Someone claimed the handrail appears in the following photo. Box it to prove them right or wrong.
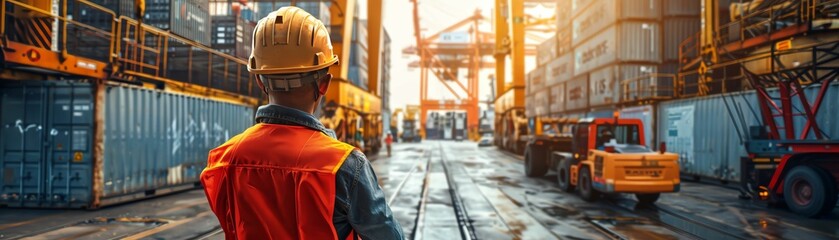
[620,73,677,102]
[3,0,116,63]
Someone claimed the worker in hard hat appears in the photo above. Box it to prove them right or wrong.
[201,7,403,239]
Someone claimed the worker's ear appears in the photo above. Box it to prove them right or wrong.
[256,76,267,94]
[317,73,332,96]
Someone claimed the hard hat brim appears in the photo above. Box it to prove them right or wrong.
[249,56,339,75]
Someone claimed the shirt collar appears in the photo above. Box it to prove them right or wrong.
[255,104,334,137]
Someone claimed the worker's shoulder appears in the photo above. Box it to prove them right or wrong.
[210,130,249,153]
[312,131,357,151]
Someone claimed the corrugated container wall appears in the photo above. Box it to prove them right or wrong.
[144,0,212,46]
[537,35,558,66]
[549,83,566,114]
[656,83,839,182]
[588,66,617,107]
[556,0,572,28]
[564,75,589,111]
[527,67,546,94]
[663,17,701,62]
[546,53,574,86]
[574,22,662,76]
[0,81,253,208]
[571,0,661,46]
[662,0,702,17]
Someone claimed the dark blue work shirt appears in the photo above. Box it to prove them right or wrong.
[254,104,404,239]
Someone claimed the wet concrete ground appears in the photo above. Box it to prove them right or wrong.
[1,140,837,239]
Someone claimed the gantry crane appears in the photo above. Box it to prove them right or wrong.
[492,0,555,153]
[317,0,385,154]
[679,0,839,217]
[408,3,492,141]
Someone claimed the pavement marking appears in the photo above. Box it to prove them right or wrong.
[122,211,214,240]
[0,213,65,231]
[476,185,554,238]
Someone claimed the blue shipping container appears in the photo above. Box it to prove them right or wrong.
[0,80,253,208]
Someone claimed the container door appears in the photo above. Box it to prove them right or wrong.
[0,82,93,207]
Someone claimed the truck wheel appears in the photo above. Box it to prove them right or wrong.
[783,165,833,217]
[635,193,660,205]
[556,159,574,192]
[813,166,838,216]
[578,167,598,202]
[524,146,547,177]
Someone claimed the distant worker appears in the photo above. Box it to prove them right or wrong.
[201,7,403,239]
[385,133,393,157]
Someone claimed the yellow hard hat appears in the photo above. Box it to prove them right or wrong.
[248,7,338,75]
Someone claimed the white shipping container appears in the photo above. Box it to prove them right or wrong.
[550,83,566,114]
[525,94,534,117]
[556,0,572,29]
[537,35,558,66]
[546,53,574,85]
[574,22,661,76]
[572,0,661,45]
[534,89,550,116]
[565,75,588,111]
[527,66,546,94]
[588,66,618,107]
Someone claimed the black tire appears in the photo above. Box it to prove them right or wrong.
[556,159,574,192]
[783,165,833,217]
[636,193,660,205]
[813,166,838,216]
[524,146,547,177]
[578,166,598,202]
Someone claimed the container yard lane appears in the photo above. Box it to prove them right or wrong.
[1,141,838,239]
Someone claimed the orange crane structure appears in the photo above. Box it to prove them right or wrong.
[407,3,490,140]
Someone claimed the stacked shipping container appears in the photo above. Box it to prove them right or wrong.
[0,80,253,208]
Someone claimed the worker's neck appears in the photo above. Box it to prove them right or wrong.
[268,97,316,115]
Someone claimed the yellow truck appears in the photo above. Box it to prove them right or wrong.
[525,118,680,204]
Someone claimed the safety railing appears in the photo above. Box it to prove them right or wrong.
[113,15,260,98]
[1,0,116,63]
[1,0,261,100]
[621,73,677,102]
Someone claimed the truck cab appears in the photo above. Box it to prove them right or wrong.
[525,118,680,204]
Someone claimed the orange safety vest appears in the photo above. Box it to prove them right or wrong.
[201,123,357,240]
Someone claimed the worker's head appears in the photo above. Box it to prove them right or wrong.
[249,7,338,114]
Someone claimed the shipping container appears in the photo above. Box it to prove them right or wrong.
[546,53,574,86]
[663,17,701,62]
[588,66,618,107]
[556,0,572,28]
[656,83,839,182]
[211,15,256,60]
[525,91,536,118]
[142,0,212,46]
[564,75,589,111]
[574,22,662,76]
[662,0,701,17]
[86,0,137,18]
[533,90,549,117]
[571,0,661,46]
[527,66,546,94]
[537,35,558,67]
[549,83,566,114]
[0,80,254,208]
[556,25,573,56]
